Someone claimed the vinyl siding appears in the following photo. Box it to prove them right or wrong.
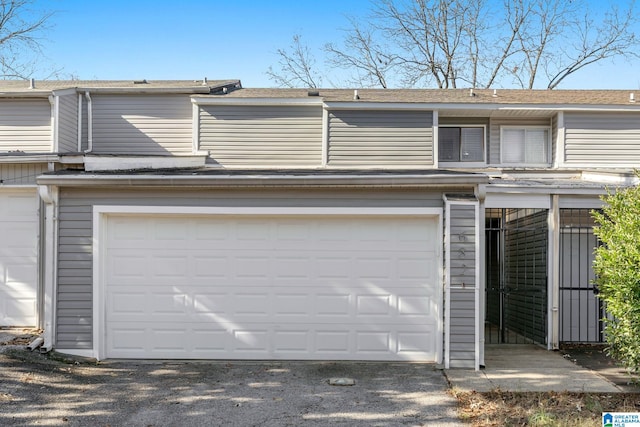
[57,93,78,152]
[0,163,49,185]
[199,105,323,167]
[328,110,433,167]
[447,202,477,368]
[564,112,640,165]
[91,95,193,155]
[489,117,551,165]
[0,100,51,153]
[449,288,476,368]
[55,187,447,350]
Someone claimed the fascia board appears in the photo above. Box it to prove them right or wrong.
[77,87,212,94]
[323,102,436,110]
[192,97,324,106]
[36,173,489,188]
[0,155,60,163]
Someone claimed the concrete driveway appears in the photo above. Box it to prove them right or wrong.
[0,346,462,427]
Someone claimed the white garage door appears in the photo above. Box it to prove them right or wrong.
[0,190,38,326]
[102,211,441,360]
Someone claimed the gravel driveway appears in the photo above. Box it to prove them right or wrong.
[0,347,462,426]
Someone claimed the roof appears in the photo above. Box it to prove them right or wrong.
[0,79,638,106]
[0,79,241,96]
[212,88,640,107]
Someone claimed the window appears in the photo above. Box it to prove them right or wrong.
[501,127,550,165]
[438,126,485,163]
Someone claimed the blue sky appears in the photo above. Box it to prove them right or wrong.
[30,0,640,89]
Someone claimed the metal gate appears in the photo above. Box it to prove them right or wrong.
[559,208,604,343]
[486,208,548,344]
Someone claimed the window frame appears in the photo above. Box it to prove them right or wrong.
[437,124,487,167]
[500,125,552,167]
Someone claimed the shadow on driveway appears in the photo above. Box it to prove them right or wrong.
[0,348,462,426]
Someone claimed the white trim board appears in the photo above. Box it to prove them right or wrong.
[92,205,444,361]
[484,193,551,209]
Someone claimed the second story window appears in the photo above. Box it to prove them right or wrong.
[501,127,550,165]
[438,126,485,163]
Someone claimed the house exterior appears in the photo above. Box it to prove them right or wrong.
[1,80,638,369]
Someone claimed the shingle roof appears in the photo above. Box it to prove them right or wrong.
[0,79,241,95]
[217,87,640,106]
[0,80,637,106]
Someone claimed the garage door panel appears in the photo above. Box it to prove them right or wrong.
[103,214,440,360]
[108,285,437,322]
[107,321,438,360]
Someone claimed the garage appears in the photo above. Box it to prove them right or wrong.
[0,189,38,326]
[95,207,442,361]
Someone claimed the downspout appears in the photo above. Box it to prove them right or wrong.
[49,95,58,153]
[38,184,59,353]
[476,184,486,367]
[84,91,93,153]
[77,93,83,152]
[549,195,560,349]
[432,110,439,169]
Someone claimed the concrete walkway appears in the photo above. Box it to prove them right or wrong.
[446,344,624,393]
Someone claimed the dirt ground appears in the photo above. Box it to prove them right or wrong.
[454,344,640,426]
[453,390,640,426]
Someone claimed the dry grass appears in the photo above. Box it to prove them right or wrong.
[452,389,640,426]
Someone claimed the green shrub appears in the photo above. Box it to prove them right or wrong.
[592,172,640,372]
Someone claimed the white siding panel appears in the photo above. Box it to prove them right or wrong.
[564,112,640,165]
[199,105,323,167]
[0,100,51,153]
[57,93,78,152]
[328,110,433,167]
[91,95,193,155]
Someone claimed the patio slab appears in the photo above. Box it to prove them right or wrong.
[446,344,627,393]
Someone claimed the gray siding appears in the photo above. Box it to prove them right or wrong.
[55,187,446,350]
[199,105,322,167]
[489,116,551,165]
[0,100,51,153]
[0,163,48,185]
[328,110,433,167]
[91,95,193,155]
[564,112,640,165]
[447,202,477,368]
[449,288,476,368]
[57,93,78,153]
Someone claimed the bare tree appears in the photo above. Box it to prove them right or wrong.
[268,0,639,89]
[266,34,322,88]
[324,17,396,88]
[0,0,53,79]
